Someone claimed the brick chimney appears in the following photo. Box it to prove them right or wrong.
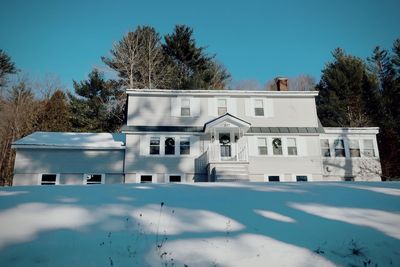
[275,77,289,91]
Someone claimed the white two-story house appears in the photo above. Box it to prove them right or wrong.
[12,80,382,185]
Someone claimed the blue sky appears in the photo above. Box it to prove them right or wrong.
[1,0,399,90]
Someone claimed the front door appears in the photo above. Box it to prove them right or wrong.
[219,133,231,159]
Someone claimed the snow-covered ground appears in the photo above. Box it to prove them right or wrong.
[0,182,399,267]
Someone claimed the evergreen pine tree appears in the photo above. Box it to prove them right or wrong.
[69,69,121,132]
[39,90,72,132]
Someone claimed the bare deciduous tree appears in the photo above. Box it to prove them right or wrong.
[102,26,170,89]
[0,78,40,185]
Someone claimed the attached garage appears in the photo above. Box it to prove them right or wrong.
[12,132,125,185]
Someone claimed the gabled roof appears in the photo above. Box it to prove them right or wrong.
[12,132,125,149]
[203,113,251,133]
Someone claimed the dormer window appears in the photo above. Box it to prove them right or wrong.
[181,98,191,116]
[217,99,227,116]
[254,99,264,116]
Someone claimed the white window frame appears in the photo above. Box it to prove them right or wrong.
[333,139,346,157]
[38,173,60,185]
[254,99,265,117]
[361,139,375,158]
[164,136,176,156]
[348,139,361,158]
[287,138,298,156]
[146,135,194,157]
[257,137,268,156]
[149,136,161,155]
[217,98,228,116]
[83,173,105,185]
[179,136,191,155]
[271,137,283,156]
[136,173,157,183]
[264,174,282,182]
[180,98,191,117]
[320,138,331,158]
[164,173,186,183]
[292,174,312,182]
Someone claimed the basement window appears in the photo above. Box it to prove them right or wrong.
[169,175,182,183]
[268,175,280,182]
[296,175,308,182]
[140,175,153,183]
[41,174,58,185]
[85,174,104,185]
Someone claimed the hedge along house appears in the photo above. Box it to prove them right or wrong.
[12,79,382,185]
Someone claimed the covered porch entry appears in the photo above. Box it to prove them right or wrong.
[203,113,251,181]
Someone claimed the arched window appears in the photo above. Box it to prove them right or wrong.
[165,137,175,155]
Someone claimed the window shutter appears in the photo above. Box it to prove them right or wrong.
[171,97,181,117]
[208,98,217,116]
[192,97,200,117]
[227,98,237,116]
[140,135,149,155]
[245,98,252,117]
[298,137,308,156]
[266,98,274,117]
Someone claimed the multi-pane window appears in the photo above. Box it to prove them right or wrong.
[268,176,280,182]
[217,99,227,116]
[180,137,190,155]
[165,137,175,155]
[257,137,268,155]
[169,175,181,182]
[141,175,152,183]
[150,137,160,155]
[254,99,264,116]
[181,98,191,116]
[363,140,375,157]
[272,138,283,155]
[296,175,308,182]
[334,139,345,157]
[320,139,331,157]
[41,174,57,185]
[287,138,297,155]
[349,140,361,157]
[86,174,103,185]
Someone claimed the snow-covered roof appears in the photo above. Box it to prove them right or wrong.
[12,132,125,149]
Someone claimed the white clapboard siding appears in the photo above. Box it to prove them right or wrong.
[245,98,252,117]
[247,136,258,156]
[208,98,217,116]
[192,97,200,117]
[266,98,274,117]
[298,137,308,156]
[140,135,149,155]
[171,97,181,117]
[228,98,237,116]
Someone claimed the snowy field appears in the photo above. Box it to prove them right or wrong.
[0,182,399,267]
